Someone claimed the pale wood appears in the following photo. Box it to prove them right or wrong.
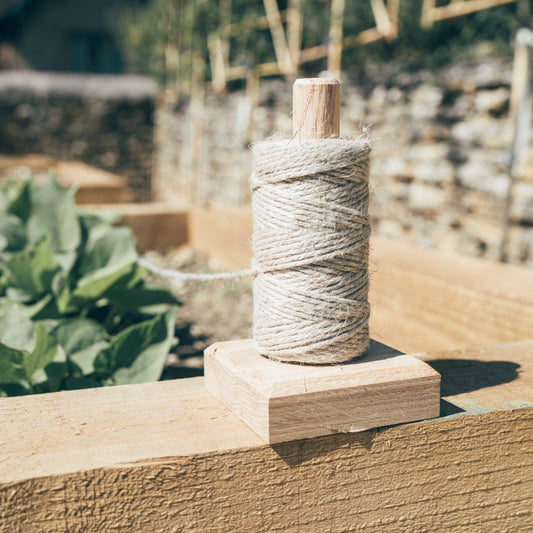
[207,0,232,93]
[510,38,529,123]
[218,0,232,88]
[226,64,248,82]
[178,0,195,96]
[88,202,188,252]
[343,26,384,48]
[188,50,206,200]
[0,153,56,171]
[226,9,288,37]
[501,34,532,260]
[293,78,340,139]
[0,156,127,204]
[262,0,294,76]
[224,29,384,84]
[255,61,282,77]
[55,161,127,204]
[423,0,516,27]
[222,4,391,85]
[299,43,329,63]
[386,0,400,39]
[370,0,393,37]
[183,204,533,304]
[226,62,282,82]
[207,33,227,93]
[327,0,346,78]
[197,0,404,87]
[300,27,383,64]
[0,341,532,531]
[421,0,436,28]
[369,236,533,353]
[287,0,302,71]
[205,339,440,443]
[187,204,253,270]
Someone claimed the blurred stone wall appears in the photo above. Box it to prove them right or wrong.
[0,71,156,200]
[156,57,533,267]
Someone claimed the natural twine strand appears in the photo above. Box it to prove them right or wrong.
[251,136,371,364]
[137,257,254,281]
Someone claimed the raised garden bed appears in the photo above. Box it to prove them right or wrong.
[0,154,127,204]
[0,202,532,531]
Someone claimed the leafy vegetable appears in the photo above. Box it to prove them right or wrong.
[0,173,180,396]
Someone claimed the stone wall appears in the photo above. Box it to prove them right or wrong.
[155,57,533,268]
[0,71,156,200]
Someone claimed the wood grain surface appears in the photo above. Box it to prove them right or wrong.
[89,203,189,252]
[0,155,127,204]
[205,339,440,443]
[369,236,533,353]
[0,341,531,532]
[292,78,340,139]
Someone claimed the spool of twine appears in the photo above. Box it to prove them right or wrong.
[251,79,371,365]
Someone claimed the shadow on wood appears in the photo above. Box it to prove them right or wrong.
[427,359,520,396]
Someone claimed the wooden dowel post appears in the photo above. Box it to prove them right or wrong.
[292,78,340,139]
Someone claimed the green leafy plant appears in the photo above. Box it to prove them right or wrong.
[0,173,180,396]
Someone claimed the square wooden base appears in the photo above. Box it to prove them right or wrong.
[204,339,441,444]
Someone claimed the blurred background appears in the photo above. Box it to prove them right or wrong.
[1,0,533,267]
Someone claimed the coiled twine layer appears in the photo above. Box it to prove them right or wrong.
[251,137,371,364]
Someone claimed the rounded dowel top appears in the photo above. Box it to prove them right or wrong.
[293,78,340,140]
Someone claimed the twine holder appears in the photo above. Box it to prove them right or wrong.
[251,79,371,365]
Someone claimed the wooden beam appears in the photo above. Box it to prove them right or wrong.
[0,156,128,204]
[207,33,227,93]
[218,0,232,87]
[178,0,195,96]
[187,205,253,270]
[55,161,128,205]
[255,61,282,77]
[343,27,384,48]
[262,0,294,76]
[386,0,400,38]
[226,8,288,37]
[425,0,516,26]
[225,64,248,81]
[501,29,533,261]
[327,0,346,77]
[225,61,282,82]
[421,0,437,28]
[301,27,384,64]
[1,341,531,531]
[510,32,530,121]
[88,203,188,252]
[370,0,393,37]
[287,0,302,72]
[188,50,206,201]
[369,236,533,353]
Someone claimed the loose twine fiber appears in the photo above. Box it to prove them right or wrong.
[140,135,371,365]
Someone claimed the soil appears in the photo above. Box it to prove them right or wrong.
[145,247,253,380]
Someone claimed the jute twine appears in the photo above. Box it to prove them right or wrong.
[138,135,371,365]
[251,136,371,364]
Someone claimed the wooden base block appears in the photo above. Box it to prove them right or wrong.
[204,339,441,444]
